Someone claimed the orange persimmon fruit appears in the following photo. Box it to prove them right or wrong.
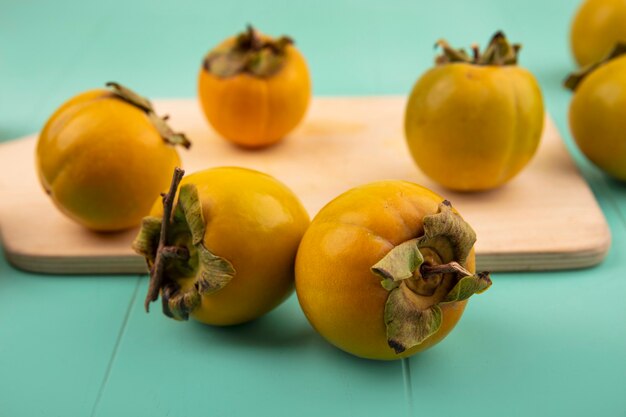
[198,25,311,148]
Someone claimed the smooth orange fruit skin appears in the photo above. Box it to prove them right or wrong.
[37,89,181,231]
[295,181,475,360]
[150,167,310,325]
[198,38,311,148]
[571,0,626,67]
[404,63,544,192]
[569,55,626,181]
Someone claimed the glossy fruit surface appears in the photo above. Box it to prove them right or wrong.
[37,83,187,231]
[198,26,311,148]
[135,167,310,326]
[571,0,626,67]
[404,32,544,192]
[295,181,490,360]
[568,54,626,180]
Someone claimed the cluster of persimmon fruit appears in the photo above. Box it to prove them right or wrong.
[34,0,626,361]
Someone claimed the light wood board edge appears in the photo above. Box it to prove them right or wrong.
[3,234,611,275]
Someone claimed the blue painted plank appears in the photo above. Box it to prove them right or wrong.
[93,292,409,417]
[0,255,141,417]
[407,199,626,417]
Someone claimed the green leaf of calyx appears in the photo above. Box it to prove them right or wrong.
[195,243,236,295]
[174,183,236,297]
[417,201,476,266]
[106,81,191,149]
[106,81,154,113]
[385,285,443,354]
[443,271,492,303]
[147,112,191,149]
[162,283,201,321]
[371,238,423,291]
[247,49,285,78]
[435,31,521,66]
[204,50,249,78]
[177,184,206,246]
[131,216,162,266]
[203,25,293,79]
[477,31,520,66]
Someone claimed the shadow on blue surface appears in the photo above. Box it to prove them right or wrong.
[188,294,405,370]
[605,176,626,191]
[190,311,316,351]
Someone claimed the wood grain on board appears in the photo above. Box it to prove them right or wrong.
[0,97,611,274]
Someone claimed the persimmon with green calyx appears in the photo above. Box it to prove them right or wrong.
[565,44,626,181]
[198,25,311,148]
[37,82,190,232]
[404,31,544,192]
[571,0,626,68]
[133,167,310,325]
[295,181,491,360]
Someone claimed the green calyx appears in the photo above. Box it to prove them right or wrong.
[435,31,521,66]
[564,43,626,91]
[202,25,294,78]
[371,201,492,354]
[106,82,191,149]
[132,167,235,321]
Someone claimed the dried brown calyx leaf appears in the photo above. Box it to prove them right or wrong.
[435,31,521,66]
[202,25,294,78]
[564,42,626,91]
[106,82,191,149]
[371,201,492,354]
[132,168,235,321]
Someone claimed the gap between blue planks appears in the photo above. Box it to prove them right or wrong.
[89,276,142,417]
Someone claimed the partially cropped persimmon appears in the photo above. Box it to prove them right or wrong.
[37,83,190,232]
[571,0,626,67]
[295,181,491,360]
[198,25,311,148]
[566,44,626,181]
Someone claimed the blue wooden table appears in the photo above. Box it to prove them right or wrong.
[1,1,625,416]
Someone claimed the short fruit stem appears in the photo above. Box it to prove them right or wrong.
[160,246,190,261]
[144,167,185,312]
[106,82,191,149]
[421,261,472,277]
[407,261,473,297]
[564,42,626,91]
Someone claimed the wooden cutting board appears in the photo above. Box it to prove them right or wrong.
[0,97,610,274]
